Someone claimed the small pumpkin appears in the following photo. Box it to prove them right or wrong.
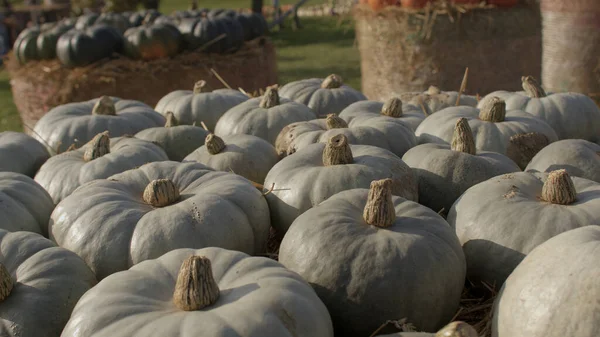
[279,74,367,116]
[56,25,123,67]
[123,21,182,60]
[448,169,600,286]
[0,131,49,177]
[377,322,478,337]
[279,179,465,336]
[50,161,271,279]
[214,86,316,145]
[399,86,479,115]
[61,247,334,337]
[338,97,426,131]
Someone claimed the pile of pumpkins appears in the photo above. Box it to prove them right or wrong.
[14,7,269,67]
[360,0,520,11]
[1,73,600,337]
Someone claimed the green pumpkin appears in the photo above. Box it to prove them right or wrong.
[128,9,162,26]
[14,23,75,63]
[0,131,49,177]
[178,15,244,53]
[36,22,75,60]
[123,22,182,60]
[13,27,40,64]
[56,25,123,67]
[75,13,100,30]
[76,12,131,33]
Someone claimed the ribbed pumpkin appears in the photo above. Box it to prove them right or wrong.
[123,21,182,60]
[128,9,162,26]
[525,139,600,183]
[338,97,426,131]
[178,15,244,53]
[76,12,131,33]
[13,22,74,63]
[0,131,49,177]
[56,25,123,67]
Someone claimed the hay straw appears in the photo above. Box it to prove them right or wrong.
[454,280,497,337]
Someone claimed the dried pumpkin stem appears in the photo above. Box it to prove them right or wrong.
[363,179,396,228]
[164,112,178,127]
[381,97,403,117]
[83,131,110,162]
[325,114,348,129]
[193,80,207,94]
[173,256,220,311]
[522,76,547,98]
[451,118,476,155]
[321,74,343,89]
[435,321,478,337]
[323,134,353,166]
[427,85,442,95]
[259,87,280,109]
[541,169,577,205]
[143,179,180,207]
[479,96,506,123]
[0,263,13,302]
[506,132,550,170]
[205,134,226,155]
[92,96,116,115]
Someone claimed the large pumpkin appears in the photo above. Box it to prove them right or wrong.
[525,139,600,183]
[56,24,123,67]
[399,86,479,116]
[0,229,97,337]
[77,12,131,33]
[50,161,271,279]
[13,22,74,63]
[123,21,182,60]
[338,97,426,131]
[62,247,334,337]
[448,170,600,286]
[0,131,49,177]
[279,179,465,336]
[33,96,165,154]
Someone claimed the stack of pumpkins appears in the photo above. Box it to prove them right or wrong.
[360,0,520,11]
[1,72,600,337]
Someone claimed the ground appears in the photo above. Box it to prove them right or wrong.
[0,0,360,132]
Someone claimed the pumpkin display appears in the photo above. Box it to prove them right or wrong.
[13,22,74,63]
[399,86,479,116]
[123,21,182,60]
[74,13,100,30]
[35,132,168,204]
[525,139,600,183]
[264,134,418,235]
[448,169,600,286]
[279,74,367,116]
[178,15,244,53]
[279,179,465,336]
[154,80,249,131]
[403,118,521,214]
[61,247,334,337]
[128,9,162,26]
[479,76,600,142]
[377,322,478,337]
[76,12,131,33]
[33,96,165,154]
[234,12,269,41]
[36,22,75,59]
[214,86,317,146]
[184,133,279,184]
[493,226,600,337]
[56,24,123,67]
[0,229,97,337]
[0,172,54,236]
[0,131,49,177]
[338,97,426,131]
[50,161,271,279]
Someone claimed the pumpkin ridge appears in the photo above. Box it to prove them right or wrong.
[322,134,353,166]
[363,179,395,228]
[173,255,220,311]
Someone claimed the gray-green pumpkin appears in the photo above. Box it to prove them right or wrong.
[184,133,279,184]
[448,169,600,287]
[338,97,426,131]
[154,80,249,131]
[279,179,465,336]
[264,134,418,235]
[35,132,168,204]
[493,226,600,337]
[525,139,600,183]
[214,86,316,145]
[50,161,271,280]
[377,321,478,337]
[134,112,208,161]
[279,74,367,116]
[0,131,49,177]
[399,86,479,116]
[403,118,521,214]
[0,172,54,236]
[33,96,165,154]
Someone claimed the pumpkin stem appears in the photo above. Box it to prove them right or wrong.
[427,85,442,95]
[83,131,110,162]
[321,74,343,89]
[143,179,180,207]
[173,255,220,311]
[434,321,478,337]
[506,132,550,170]
[479,96,506,123]
[363,179,396,228]
[165,112,178,127]
[325,114,348,129]
[193,80,207,94]
[451,118,476,155]
[522,76,547,98]
[0,263,13,302]
[259,86,280,109]
[381,97,403,117]
[92,96,116,116]
[205,133,226,155]
[541,169,577,205]
[323,134,353,166]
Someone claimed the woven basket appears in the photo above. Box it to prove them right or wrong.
[353,2,542,101]
[6,37,278,133]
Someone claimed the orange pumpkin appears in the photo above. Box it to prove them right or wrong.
[368,0,398,11]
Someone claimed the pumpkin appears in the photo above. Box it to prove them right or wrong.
[448,169,600,286]
[36,22,75,59]
[123,21,182,60]
[0,172,54,236]
[377,322,478,337]
[279,74,367,116]
[275,113,416,159]
[128,9,162,26]
[78,12,131,33]
[525,139,600,183]
[50,161,271,279]
[13,26,43,64]
[56,24,123,67]
[264,134,418,235]
[74,13,100,30]
[178,15,244,53]
[154,80,249,131]
[399,86,479,115]
[338,97,426,131]
[479,76,600,142]
[493,226,600,337]
[61,247,334,337]
[0,131,49,177]
[184,133,279,184]
[279,179,465,336]
[13,22,74,63]
[33,96,165,154]
[214,86,317,145]
[35,132,168,204]
[235,12,269,41]
[416,96,558,167]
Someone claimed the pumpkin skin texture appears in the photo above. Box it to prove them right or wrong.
[33,96,165,154]
[215,87,317,145]
[493,226,600,337]
[49,161,271,280]
[61,247,334,337]
[13,26,41,64]
[399,86,479,115]
[525,139,600,183]
[0,131,49,177]
[0,172,54,236]
[338,98,426,131]
[56,24,123,67]
[35,134,168,204]
[279,74,367,116]
[279,181,465,336]
[36,22,75,60]
[123,22,182,60]
[447,170,600,287]
[0,229,97,337]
